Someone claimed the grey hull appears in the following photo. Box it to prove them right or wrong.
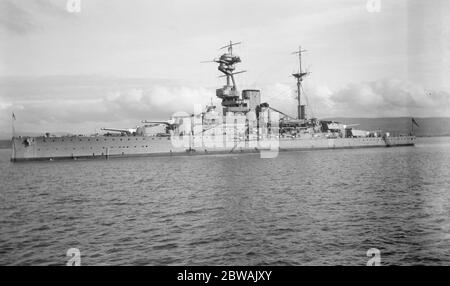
[10,135,415,162]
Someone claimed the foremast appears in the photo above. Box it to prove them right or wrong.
[213,41,250,115]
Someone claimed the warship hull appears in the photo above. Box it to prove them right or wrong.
[11,135,415,162]
[9,43,418,163]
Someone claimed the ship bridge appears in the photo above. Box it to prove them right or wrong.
[208,41,256,115]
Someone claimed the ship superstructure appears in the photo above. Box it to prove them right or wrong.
[10,42,415,162]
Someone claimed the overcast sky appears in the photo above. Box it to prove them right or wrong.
[0,0,449,136]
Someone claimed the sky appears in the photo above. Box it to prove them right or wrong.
[0,0,449,137]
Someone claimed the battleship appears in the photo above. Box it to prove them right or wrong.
[11,42,415,162]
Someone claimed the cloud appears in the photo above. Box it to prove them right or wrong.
[0,0,35,35]
[101,85,212,120]
[0,76,216,136]
[0,0,78,38]
[7,85,211,123]
[0,75,448,138]
[0,100,11,110]
[327,79,450,117]
[258,78,450,119]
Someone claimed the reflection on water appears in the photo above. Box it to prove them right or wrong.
[0,137,449,265]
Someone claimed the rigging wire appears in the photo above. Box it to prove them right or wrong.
[246,55,296,88]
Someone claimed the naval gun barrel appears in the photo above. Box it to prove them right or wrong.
[267,106,297,120]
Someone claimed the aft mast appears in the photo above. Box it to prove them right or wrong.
[292,46,309,120]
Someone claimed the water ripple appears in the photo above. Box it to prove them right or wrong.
[0,137,450,265]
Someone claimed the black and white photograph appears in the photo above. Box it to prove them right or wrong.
[0,0,449,273]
